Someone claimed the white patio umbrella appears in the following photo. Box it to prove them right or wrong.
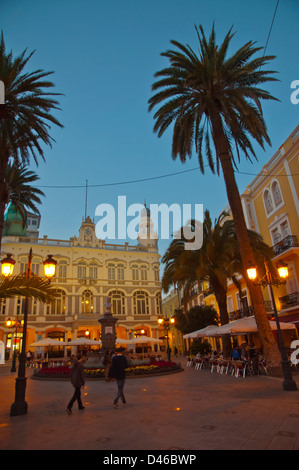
[131,335,162,343]
[67,337,102,346]
[196,325,220,337]
[115,338,133,344]
[30,338,67,361]
[211,316,296,335]
[183,329,203,339]
[183,325,219,339]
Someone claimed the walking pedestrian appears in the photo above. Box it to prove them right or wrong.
[110,348,128,408]
[66,354,85,414]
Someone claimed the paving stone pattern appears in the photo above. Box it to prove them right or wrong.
[1,361,299,450]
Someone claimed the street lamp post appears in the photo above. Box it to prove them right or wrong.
[5,317,24,372]
[158,315,175,361]
[1,249,57,416]
[247,259,297,391]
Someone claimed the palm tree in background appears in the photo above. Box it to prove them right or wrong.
[162,211,238,356]
[0,32,63,246]
[162,210,276,358]
[0,161,45,252]
[148,24,281,370]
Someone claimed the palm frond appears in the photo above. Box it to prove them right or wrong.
[0,274,57,303]
[148,24,278,171]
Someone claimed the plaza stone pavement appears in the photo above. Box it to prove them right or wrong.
[1,361,299,453]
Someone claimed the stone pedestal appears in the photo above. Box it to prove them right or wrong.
[98,297,118,352]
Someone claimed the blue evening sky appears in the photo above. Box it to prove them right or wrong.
[1,0,299,266]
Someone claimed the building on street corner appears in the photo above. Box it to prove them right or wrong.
[0,204,163,359]
[178,125,299,350]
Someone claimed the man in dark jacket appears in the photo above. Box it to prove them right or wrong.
[66,354,85,414]
[110,348,128,408]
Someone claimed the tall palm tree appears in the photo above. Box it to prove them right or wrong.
[148,24,281,370]
[0,31,63,244]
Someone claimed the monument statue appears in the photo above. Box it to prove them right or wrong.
[98,297,118,352]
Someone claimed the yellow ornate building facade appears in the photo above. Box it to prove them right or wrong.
[224,124,299,328]
[180,125,299,343]
[0,206,163,358]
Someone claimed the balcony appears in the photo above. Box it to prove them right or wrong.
[272,235,299,256]
[228,301,273,321]
[202,288,212,298]
[229,306,253,321]
[279,292,299,310]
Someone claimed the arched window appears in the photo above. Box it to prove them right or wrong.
[82,290,93,314]
[110,290,125,315]
[58,260,67,279]
[263,189,273,214]
[47,289,66,315]
[117,264,125,281]
[132,265,139,281]
[20,260,40,275]
[140,265,147,281]
[89,263,98,279]
[16,297,25,316]
[48,331,65,342]
[108,263,115,280]
[133,291,149,315]
[31,298,38,315]
[153,266,160,282]
[272,181,282,207]
[78,262,87,279]
[155,291,162,315]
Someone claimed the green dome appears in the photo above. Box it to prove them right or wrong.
[3,203,27,236]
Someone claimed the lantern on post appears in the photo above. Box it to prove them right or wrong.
[43,255,57,279]
[1,254,16,277]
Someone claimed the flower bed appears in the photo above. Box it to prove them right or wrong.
[33,360,182,380]
[34,365,71,379]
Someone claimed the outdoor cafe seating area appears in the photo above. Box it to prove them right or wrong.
[183,315,297,378]
[186,353,268,378]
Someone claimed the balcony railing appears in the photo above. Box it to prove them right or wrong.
[202,288,212,298]
[272,235,299,255]
[279,292,299,310]
[229,306,253,321]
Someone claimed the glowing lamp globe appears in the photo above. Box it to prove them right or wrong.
[277,262,288,279]
[1,254,15,277]
[43,255,57,278]
[247,264,257,281]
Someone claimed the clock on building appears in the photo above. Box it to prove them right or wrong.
[84,227,92,241]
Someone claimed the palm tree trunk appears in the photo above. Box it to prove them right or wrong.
[0,199,5,253]
[211,277,232,358]
[210,113,281,372]
[0,153,9,255]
